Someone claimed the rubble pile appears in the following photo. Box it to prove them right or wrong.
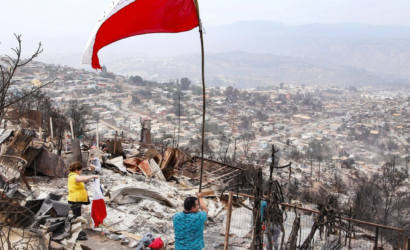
[0,129,233,249]
[0,128,387,249]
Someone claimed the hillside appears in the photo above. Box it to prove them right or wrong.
[106,51,399,88]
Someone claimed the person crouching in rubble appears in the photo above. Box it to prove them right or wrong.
[88,154,102,174]
[173,192,208,250]
[68,162,98,218]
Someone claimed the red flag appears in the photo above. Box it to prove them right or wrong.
[82,0,199,69]
[90,178,106,227]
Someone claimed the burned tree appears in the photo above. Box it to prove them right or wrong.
[215,134,231,164]
[66,100,91,138]
[376,162,408,226]
[52,109,70,156]
[241,132,253,160]
[0,34,55,127]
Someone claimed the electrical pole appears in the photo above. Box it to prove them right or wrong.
[233,137,237,164]
[310,160,313,184]
[173,126,176,147]
[317,156,322,182]
[178,94,181,147]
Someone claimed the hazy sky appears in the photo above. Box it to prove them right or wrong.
[1,0,410,60]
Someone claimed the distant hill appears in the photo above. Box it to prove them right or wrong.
[201,21,410,78]
[38,21,410,79]
[106,51,402,88]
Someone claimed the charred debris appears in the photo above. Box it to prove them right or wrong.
[0,127,248,249]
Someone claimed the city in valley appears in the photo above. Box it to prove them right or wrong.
[1,55,409,248]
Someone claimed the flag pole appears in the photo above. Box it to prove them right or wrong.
[193,0,206,193]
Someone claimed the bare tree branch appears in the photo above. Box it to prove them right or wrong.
[0,34,52,127]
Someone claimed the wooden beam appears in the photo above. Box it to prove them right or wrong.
[224,192,233,250]
[114,131,117,155]
[211,169,240,181]
[70,120,74,138]
[49,118,53,140]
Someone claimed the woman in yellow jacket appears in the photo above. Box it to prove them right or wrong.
[68,162,98,217]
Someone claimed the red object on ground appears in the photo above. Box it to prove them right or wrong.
[83,0,199,69]
[148,237,164,249]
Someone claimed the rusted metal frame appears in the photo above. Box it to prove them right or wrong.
[209,170,238,181]
[207,165,229,175]
[201,170,240,186]
[223,192,233,250]
[218,173,243,183]
[0,155,29,190]
[176,156,196,166]
[183,156,244,171]
[0,155,27,165]
[210,169,240,181]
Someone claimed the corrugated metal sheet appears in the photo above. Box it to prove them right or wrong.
[138,159,153,177]
[27,110,42,127]
[148,158,166,181]
[104,156,127,175]
[25,147,70,177]
[124,157,142,174]
[110,186,176,208]
[3,129,33,157]
[0,129,13,144]
[6,109,42,127]
[144,148,162,165]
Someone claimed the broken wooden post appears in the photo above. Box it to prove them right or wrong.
[374,226,379,249]
[404,236,410,250]
[114,131,117,155]
[72,138,82,163]
[224,192,234,250]
[398,232,404,250]
[50,117,53,140]
[65,131,68,151]
[70,120,74,138]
